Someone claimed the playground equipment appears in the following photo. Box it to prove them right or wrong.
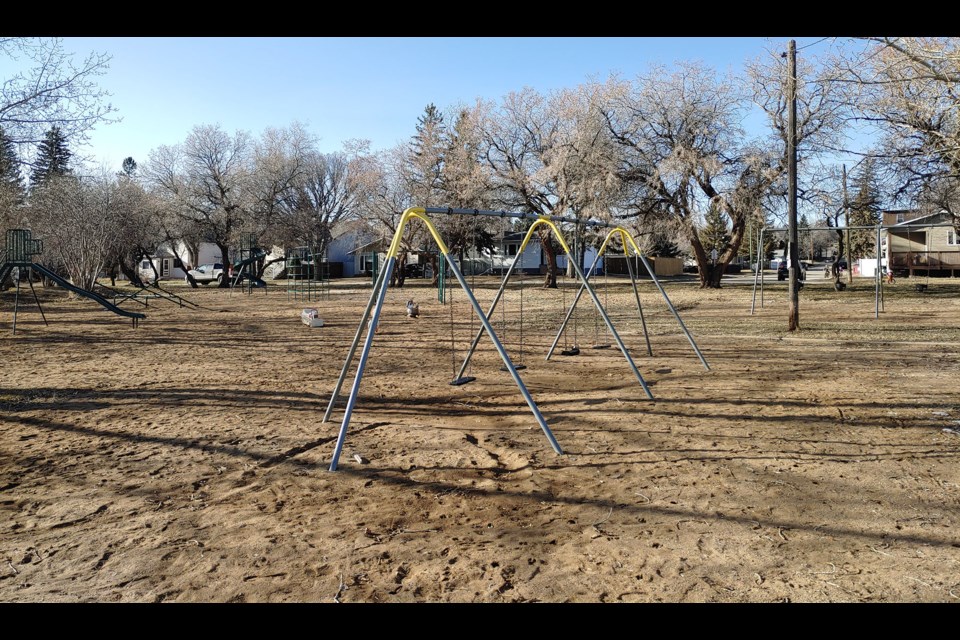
[1,229,145,334]
[450,223,710,387]
[232,233,267,294]
[286,245,330,302]
[321,207,708,472]
[106,278,202,311]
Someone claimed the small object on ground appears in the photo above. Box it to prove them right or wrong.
[942,428,960,436]
[834,281,846,291]
[916,284,928,293]
[406,299,419,318]
[301,308,324,327]
[352,453,368,464]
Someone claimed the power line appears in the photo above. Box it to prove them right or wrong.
[798,37,831,51]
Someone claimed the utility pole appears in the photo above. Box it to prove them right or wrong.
[843,164,853,284]
[787,40,800,332]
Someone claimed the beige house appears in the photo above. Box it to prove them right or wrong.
[883,210,960,277]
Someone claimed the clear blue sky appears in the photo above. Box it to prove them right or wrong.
[42,37,840,170]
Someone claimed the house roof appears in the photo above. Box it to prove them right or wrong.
[348,239,389,255]
[890,210,953,227]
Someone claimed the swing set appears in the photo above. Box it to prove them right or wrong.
[321,207,708,471]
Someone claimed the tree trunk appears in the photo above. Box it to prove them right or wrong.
[217,243,231,288]
[118,258,144,288]
[391,252,407,289]
[429,253,439,286]
[689,210,747,288]
[538,227,558,288]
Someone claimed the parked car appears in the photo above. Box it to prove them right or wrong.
[404,263,425,278]
[186,263,224,284]
[777,262,806,282]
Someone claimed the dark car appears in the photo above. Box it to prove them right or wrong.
[404,263,425,278]
[777,262,806,282]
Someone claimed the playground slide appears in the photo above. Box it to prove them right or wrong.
[0,263,11,287]
[232,249,266,271]
[29,263,146,321]
[231,250,267,288]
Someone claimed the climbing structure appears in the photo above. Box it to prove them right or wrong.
[286,245,329,302]
[1,229,145,333]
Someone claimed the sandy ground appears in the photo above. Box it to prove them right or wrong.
[1,273,959,602]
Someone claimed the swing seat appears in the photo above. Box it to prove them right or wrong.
[449,376,476,386]
[591,344,612,349]
[560,347,581,356]
[500,364,527,371]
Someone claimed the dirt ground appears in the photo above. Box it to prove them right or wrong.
[1,272,958,602]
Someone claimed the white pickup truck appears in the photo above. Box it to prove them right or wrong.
[185,263,224,284]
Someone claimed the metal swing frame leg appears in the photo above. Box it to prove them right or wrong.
[568,257,655,399]
[545,231,653,397]
[12,271,21,335]
[624,251,652,356]
[329,257,396,471]
[444,254,562,455]
[328,252,563,472]
[751,227,763,315]
[637,254,710,372]
[322,261,390,424]
[453,252,523,382]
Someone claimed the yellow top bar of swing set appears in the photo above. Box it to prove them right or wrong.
[518,217,575,257]
[385,209,644,267]
[386,208,451,259]
[589,227,645,259]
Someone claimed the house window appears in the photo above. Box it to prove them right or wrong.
[896,212,905,223]
[141,260,150,270]
[173,258,183,268]
[507,244,518,256]
[949,230,958,246]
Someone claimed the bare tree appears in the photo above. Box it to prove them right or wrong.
[471,86,619,288]
[273,148,361,263]
[604,52,845,288]
[838,37,960,230]
[28,170,122,291]
[0,38,117,165]
[145,125,253,287]
[351,143,421,285]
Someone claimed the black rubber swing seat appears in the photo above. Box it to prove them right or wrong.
[499,364,527,371]
[591,344,612,349]
[449,376,476,386]
[560,347,581,356]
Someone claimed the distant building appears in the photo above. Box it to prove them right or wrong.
[884,210,960,277]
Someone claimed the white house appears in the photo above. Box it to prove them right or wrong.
[139,241,284,282]
[139,241,222,282]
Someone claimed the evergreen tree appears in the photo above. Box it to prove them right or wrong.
[699,201,731,256]
[648,231,681,257]
[0,127,25,198]
[30,126,72,187]
[848,159,882,259]
[121,156,137,178]
[406,103,446,205]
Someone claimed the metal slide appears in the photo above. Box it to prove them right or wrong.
[231,249,267,287]
[28,263,146,322]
